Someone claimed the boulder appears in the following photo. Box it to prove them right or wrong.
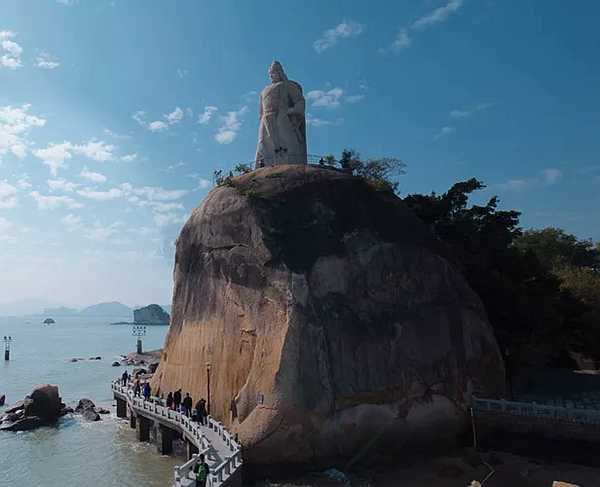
[24,384,61,420]
[4,400,27,414]
[150,165,505,466]
[81,408,101,421]
[89,356,102,360]
[0,415,44,431]
[112,361,121,367]
[97,408,110,415]
[75,398,96,413]
[0,394,5,406]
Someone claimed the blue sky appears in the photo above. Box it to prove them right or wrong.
[1,0,599,309]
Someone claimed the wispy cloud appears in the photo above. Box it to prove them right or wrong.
[0,180,18,208]
[36,52,60,69]
[306,113,344,127]
[33,139,115,175]
[0,104,46,161]
[198,106,218,125]
[80,168,107,183]
[306,87,365,108]
[133,107,186,132]
[450,102,493,118]
[433,126,455,140]
[0,30,23,69]
[385,0,464,53]
[77,187,124,201]
[165,107,184,125]
[215,106,248,144]
[495,168,564,192]
[48,178,79,192]
[30,191,83,210]
[121,153,137,162]
[542,168,562,185]
[314,20,363,53]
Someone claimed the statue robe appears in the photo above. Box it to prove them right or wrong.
[255,80,307,168]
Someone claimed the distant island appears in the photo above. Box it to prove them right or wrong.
[110,304,170,326]
[42,301,133,318]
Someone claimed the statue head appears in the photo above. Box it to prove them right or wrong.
[269,61,287,83]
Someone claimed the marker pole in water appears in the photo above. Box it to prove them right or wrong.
[131,325,146,355]
[3,336,12,361]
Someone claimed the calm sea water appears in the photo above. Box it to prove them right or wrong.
[0,316,180,487]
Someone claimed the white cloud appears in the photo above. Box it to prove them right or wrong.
[450,103,493,118]
[198,106,218,125]
[165,161,185,172]
[16,175,32,190]
[307,88,344,108]
[314,20,363,53]
[0,216,13,232]
[132,111,146,127]
[154,212,187,228]
[215,106,248,144]
[542,168,562,185]
[121,153,137,162]
[77,187,124,201]
[84,221,123,242]
[345,94,365,104]
[497,179,529,192]
[385,0,464,53]
[165,107,184,125]
[0,104,46,161]
[176,68,188,79]
[391,29,412,51]
[56,0,78,5]
[48,178,79,192]
[433,126,455,140]
[104,128,131,140]
[1,31,23,69]
[0,180,18,208]
[197,178,211,189]
[80,167,107,183]
[306,113,344,127]
[148,120,168,132]
[129,185,188,201]
[30,191,83,210]
[36,52,60,69]
[61,213,81,229]
[412,0,464,30]
[33,142,73,176]
[74,139,115,162]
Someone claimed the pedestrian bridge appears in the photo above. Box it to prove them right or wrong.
[112,381,242,487]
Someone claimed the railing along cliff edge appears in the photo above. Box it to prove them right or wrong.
[112,381,243,487]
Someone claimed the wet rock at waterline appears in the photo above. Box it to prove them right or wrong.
[75,398,102,421]
[0,384,71,431]
[0,394,5,406]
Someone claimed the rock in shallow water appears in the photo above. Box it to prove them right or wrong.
[150,165,505,466]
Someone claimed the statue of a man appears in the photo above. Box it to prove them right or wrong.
[255,61,307,168]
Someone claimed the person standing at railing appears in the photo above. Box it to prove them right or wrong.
[193,453,210,487]
[121,370,128,386]
[166,391,174,409]
[183,392,193,417]
[143,381,151,401]
[195,398,207,425]
[174,389,182,412]
[133,379,141,397]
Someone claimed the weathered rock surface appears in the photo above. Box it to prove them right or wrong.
[151,164,505,466]
[0,384,70,431]
[75,398,102,421]
[133,304,170,325]
[0,394,5,406]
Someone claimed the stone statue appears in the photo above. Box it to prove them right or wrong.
[255,61,307,168]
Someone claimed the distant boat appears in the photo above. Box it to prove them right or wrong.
[43,318,56,324]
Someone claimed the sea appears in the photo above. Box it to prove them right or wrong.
[0,316,179,487]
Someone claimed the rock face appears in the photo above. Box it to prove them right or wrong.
[0,384,69,431]
[151,165,505,466]
[133,304,170,325]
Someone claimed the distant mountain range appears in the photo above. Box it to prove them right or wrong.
[0,299,171,318]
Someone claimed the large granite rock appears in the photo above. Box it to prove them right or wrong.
[133,304,170,325]
[151,164,505,466]
[0,384,69,431]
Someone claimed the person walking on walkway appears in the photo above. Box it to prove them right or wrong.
[193,453,210,487]
[173,389,182,412]
[166,391,173,409]
[121,370,128,386]
[183,392,193,417]
[133,379,141,397]
[195,398,208,425]
[143,382,151,401]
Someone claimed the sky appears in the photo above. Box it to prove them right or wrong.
[1,0,599,311]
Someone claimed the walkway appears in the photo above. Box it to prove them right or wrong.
[112,381,242,487]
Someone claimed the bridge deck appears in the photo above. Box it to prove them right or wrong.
[112,381,242,487]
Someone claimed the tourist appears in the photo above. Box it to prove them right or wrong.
[182,392,193,417]
[193,453,210,487]
[133,379,141,397]
[173,388,182,412]
[121,370,128,386]
[195,398,207,425]
[166,391,174,409]
[143,382,151,401]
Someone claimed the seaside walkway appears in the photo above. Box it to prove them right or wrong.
[112,381,242,487]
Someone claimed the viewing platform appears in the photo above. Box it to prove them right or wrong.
[112,381,242,487]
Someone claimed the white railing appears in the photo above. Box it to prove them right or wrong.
[472,396,600,425]
[111,381,242,487]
